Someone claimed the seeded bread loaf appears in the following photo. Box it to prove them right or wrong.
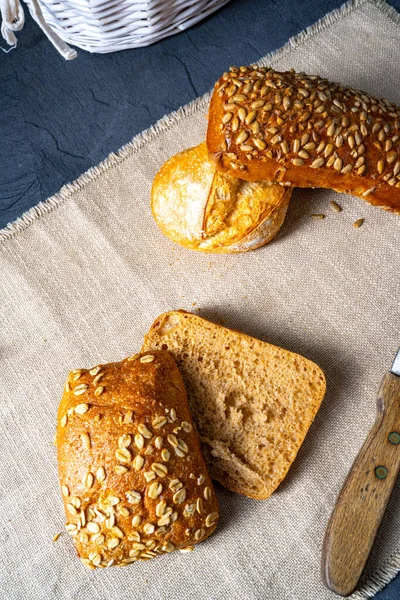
[151,142,291,253]
[141,311,326,500]
[56,351,219,569]
[207,66,400,214]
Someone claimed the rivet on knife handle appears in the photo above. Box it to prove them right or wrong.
[321,350,400,597]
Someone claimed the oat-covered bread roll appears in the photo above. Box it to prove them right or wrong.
[56,351,219,569]
[207,66,400,214]
[151,142,291,253]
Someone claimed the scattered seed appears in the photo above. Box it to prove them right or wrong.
[330,201,342,213]
[311,214,325,220]
[53,532,62,542]
[353,218,364,228]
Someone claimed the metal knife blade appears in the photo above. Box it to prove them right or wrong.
[390,348,400,377]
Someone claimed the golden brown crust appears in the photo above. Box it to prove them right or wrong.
[207,66,400,214]
[151,142,291,253]
[56,351,219,569]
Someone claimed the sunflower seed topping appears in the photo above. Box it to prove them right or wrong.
[140,355,154,363]
[74,403,90,414]
[311,158,324,168]
[216,67,400,187]
[73,384,89,396]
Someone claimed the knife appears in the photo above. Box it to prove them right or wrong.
[322,349,400,597]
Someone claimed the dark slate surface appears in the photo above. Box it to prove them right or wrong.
[0,0,399,597]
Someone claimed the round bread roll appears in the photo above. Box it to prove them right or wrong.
[151,142,291,253]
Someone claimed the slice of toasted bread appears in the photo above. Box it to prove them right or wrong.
[141,311,326,500]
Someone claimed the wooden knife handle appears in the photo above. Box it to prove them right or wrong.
[322,372,400,597]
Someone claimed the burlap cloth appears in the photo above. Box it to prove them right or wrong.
[1,1,400,598]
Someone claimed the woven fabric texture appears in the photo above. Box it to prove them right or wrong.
[0,1,399,598]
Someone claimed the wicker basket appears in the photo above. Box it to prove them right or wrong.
[1,0,230,59]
